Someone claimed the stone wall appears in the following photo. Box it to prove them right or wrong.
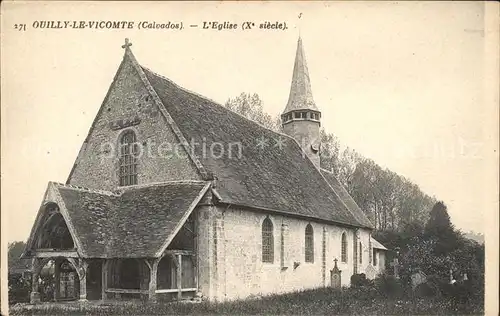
[196,204,373,301]
[68,54,200,190]
[374,250,386,275]
[282,120,320,168]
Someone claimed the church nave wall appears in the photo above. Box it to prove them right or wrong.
[195,205,373,301]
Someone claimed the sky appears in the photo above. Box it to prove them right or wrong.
[1,1,497,244]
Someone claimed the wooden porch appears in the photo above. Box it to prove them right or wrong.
[29,249,197,303]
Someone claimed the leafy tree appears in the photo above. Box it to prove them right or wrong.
[337,147,363,192]
[226,92,439,233]
[424,201,461,256]
[224,93,281,132]
[8,241,31,304]
[425,201,454,236]
[319,129,341,173]
[8,241,26,268]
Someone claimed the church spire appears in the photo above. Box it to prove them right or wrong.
[281,37,321,168]
[283,36,318,113]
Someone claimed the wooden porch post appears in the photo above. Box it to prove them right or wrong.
[145,258,160,302]
[78,259,88,301]
[168,254,183,300]
[177,254,182,300]
[29,258,43,304]
[193,254,198,291]
[53,259,61,301]
[101,259,108,301]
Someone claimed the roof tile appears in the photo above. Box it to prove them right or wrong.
[143,67,370,228]
[58,181,208,258]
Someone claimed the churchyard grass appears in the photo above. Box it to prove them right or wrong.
[9,285,484,315]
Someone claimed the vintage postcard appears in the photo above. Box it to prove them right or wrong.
[1,1,498,315]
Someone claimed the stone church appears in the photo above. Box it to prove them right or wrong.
[22,37,387,303]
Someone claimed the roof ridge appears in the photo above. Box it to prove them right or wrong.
[51,182,120,196]
[141,66,300,144]
[115,180,209,192]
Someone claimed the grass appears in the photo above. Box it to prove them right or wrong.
[9,286,484,315]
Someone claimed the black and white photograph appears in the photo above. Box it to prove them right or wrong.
[1,2,498,315]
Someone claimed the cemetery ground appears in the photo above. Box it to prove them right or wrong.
[10,277,484,316]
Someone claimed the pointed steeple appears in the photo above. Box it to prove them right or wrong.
[281,37,321,168]
[283,37,318,113]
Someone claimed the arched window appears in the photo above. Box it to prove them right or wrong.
[305,224,314,263]
[359,242,363,264]
[262,217,274,263]
[119,130,138,186]
[341,232,347,263]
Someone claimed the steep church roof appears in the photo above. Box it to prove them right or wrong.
[140,63,372,229]
[320,169,373,228]
[283,37,318,113]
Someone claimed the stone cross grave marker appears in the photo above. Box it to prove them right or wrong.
[390,258,400,279]
[330,258,342,289]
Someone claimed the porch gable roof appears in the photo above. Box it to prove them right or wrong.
[24,181,210,259]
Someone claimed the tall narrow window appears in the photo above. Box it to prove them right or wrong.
[369,235,372,264]
[373,249,378,266]
[359,242,363,264]
[119,130,138,186]
[262,217,274,263]
[305,224,314,263]
[341,232,347,263]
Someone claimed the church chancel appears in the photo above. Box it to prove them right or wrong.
[23,38,387,303]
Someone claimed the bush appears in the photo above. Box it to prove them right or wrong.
[374,274,403,298]
[414,282,438,298]
[8,273,31,304]
[350,273,373,287]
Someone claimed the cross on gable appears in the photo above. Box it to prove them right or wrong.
[331,258,341,273]
[122,38,132,49]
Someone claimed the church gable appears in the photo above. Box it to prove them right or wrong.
[23,183,84,258]
[67,51,201,191]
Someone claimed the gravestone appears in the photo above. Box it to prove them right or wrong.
[411,270,427,289]
[365,264,377,280]
[462,273,468,281]
[411,269,437,297]
[330,258,342,289]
